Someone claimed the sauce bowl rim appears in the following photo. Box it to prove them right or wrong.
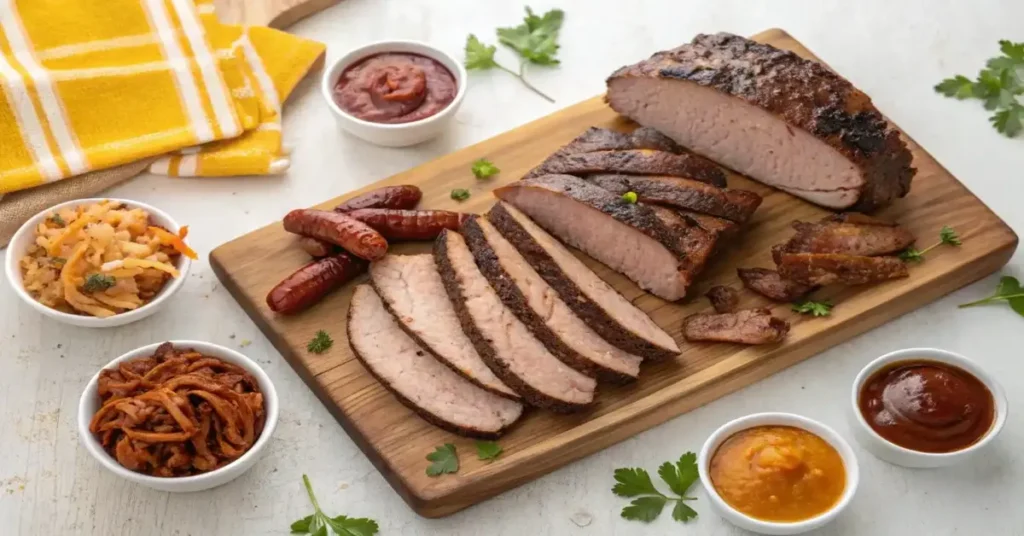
[849,347,1008,460]
[319,39,468,131]
[698,412,860,532]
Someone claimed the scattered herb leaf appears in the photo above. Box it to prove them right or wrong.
[621,191,638,204]
[307,330,333,354]
[463,7,564,103]
[450,188,471,202]
[613,452,699,524]
[291,475,378,536]
[426,443,459,476]
[959,275,1024,317]
[935,40,1024,137]
[792,300,833,317]
[471,158,500,179]
[49,213,65,226]
[475,440,503,462]
[82,273,116,293]
[899,225,961,263]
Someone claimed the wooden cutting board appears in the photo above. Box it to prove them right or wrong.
[215,0,340,27]
[210,28,1017,517]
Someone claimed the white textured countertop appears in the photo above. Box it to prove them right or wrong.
[2,1,1023,534]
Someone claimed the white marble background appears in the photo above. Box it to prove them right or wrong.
[1,0,1022,534]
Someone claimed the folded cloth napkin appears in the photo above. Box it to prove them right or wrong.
[0,0,325,246]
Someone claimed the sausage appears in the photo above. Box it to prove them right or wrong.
[266,253,367,314]
[283,209,388,261]
[334,185,422,212]
[297,236,337,258]
[345,208,471,241]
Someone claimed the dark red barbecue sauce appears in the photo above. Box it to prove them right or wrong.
[333,53,456,124]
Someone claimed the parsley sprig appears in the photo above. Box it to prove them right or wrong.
[290,474,378,536]
[471,158,500,179]
[464,7,564,103]
[426,443,459,476]
[936,40,1024,137]
[959,275,1024,317]
[792,299,833,317]
[83,273,116,293]
[475,440,503,462]
[613,452,699,524]
[307,330,333,354]
[899,225,961,263]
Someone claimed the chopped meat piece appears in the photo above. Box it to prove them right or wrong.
[586,174,761,223]
[737,267,814,302]
[705,286,739,313]
[775,250,909,285]
[783,219,915,257]
[683,308,790,344]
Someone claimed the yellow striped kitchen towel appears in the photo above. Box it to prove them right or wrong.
[149,8,326,177]
[0,0,325,193]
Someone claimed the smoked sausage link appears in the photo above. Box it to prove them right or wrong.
[334,185,422,212]
[266,253,367,314]
[345,208,471,241]
[297,236,336,258]
[283,209,388,261]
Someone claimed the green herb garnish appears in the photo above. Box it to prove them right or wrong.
[307,330,333,354]
[49,213,65,226]
[613,452,699,524]
[471,158,500,179]
[792,299,833,317]
[450,188,471,202]
[290,474,379,536]
[426,443,459,477]
[82,273,115,293]
[475,440,503,462]
[935,40,1024,137]
[959,275,1024,317]
[621,191,638,204]
[464,7,564,103]
[899,225,961,263]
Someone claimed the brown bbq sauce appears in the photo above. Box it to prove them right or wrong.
[858,360,994,453]
[333,52,456,124]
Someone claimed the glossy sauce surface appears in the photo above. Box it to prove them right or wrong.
[709,426,846,523]
[333,52,456,124]
[858,359,994,453]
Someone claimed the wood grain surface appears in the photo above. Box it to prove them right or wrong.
[214,0,340,26]
[209,28,1018,518]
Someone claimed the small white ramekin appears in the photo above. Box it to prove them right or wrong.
[698,413,859,535]
[77,340,278,493]
[5,198,192,328]
[849,347,1008,469]
[321,40,467,147]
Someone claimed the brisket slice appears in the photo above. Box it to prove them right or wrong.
[782,219,916,257]
[606,32,914,211]
[527,150,715,181]
[369,254,518,400]
[706,286,739,313]
[647,205,717,281]
[775,249,909,285]
[683,308,790,345]
[586,174,762,223]
[461,216,642,383]
[737,267,815,302]
[488,202,679,360]
[678,210,740,243]
[347,285,524,438]
[494,174,691,300]
[435,230,597,412]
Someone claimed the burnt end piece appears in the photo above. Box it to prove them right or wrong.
[683,308,790,345]
[775,251,909,286]
[737,267,815,302]
[706,286,739,313]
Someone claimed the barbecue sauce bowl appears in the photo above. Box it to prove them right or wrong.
[321,41,466,147]
[849,348,1007,468]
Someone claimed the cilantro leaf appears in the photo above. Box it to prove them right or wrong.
[293,475,378,536]
[656,453,698,497]
[464,35,497,70]
[939,225,962,246]
[792,300,833,317]
[899,247,923,263]
[621,496,666,522]
[960,275,1024,317]
[450,188,471,202]
[612,467,661,497]
[327,516,379,536]
[307,330,333,354]
[83,273,116,293]
[475,440,503,462]
[992,103,1024,137]
[496,7,564,66]
[426,443,459,476]
[49,213,65,226]
[935,75,974,99]
[291,515,314,533]
[523,6,564,35]
[999,39,1024,62]
[471,158,500,179]
[902,225,963,263]
[672,500,699,522]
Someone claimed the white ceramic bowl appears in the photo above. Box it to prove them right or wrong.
[78,340,278,492]
[5,198,192,328]
[321,40,467,147]
[698,413,860,535]
[849,347,1008,469]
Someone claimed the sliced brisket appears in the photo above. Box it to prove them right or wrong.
[775,250,909,285]
[737,267,815,302]
[586,174,761,223]
[683,308,790,344]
